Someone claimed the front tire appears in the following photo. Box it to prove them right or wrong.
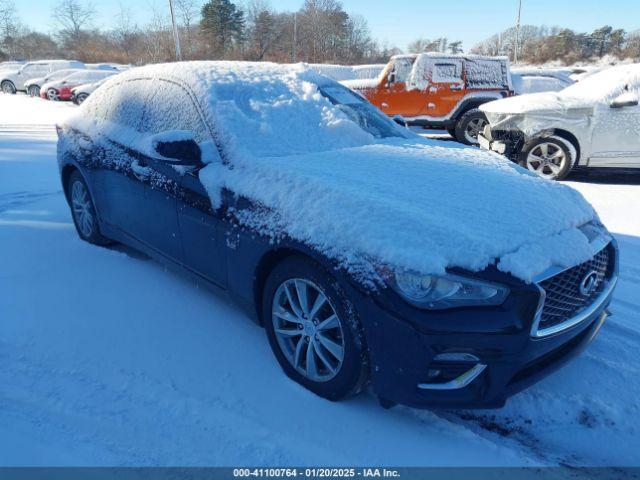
[76,92,89,105]
[1,80,16,94]
[262,255,369,401]
[518,136,573,181]
[47,88,59,101]
[454,108,488,145]
[67,171,111,245]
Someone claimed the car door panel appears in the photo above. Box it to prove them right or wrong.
[178,172,226,287]
[589,99,640,167]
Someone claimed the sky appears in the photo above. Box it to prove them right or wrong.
[16,0,640,52]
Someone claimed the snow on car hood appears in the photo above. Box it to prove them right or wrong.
[481,91,589,115]
[203,138,602,283]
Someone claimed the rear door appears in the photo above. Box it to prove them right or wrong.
[87,79,154,236]
[422,59,465,118]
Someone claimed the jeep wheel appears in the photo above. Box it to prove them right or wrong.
[454,108,488,145]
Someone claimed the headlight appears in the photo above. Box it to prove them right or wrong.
[388,269,509,310]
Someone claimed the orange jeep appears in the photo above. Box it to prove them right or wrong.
[343,53,513,145]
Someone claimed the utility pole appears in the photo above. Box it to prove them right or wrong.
[168,0,182,61]
[292,12,297,62]
[514,0,522,64]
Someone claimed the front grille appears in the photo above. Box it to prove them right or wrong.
[537,245,612,332]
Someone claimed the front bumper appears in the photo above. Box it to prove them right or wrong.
[353,244,617,409]
[478,127,525,161]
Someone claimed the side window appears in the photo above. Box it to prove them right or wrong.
[432,62,462,83]
[140,80,210,142]
[103,79,154,131]
[390,58,414,84]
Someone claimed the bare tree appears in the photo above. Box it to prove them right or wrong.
[174,0,199,58]
[53,0,95,59]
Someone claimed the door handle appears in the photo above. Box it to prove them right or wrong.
[381,102,389,109]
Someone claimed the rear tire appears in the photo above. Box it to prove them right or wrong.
[1,80,16,94]
[67,170,111,245]
[28,85,40,97]
[262,255,369,401]
[454,108,488,145]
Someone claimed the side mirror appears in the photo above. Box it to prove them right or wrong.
[393,115,408,128]
[150,130,202,167]
[387,72,396,86]
[610,92,639,109]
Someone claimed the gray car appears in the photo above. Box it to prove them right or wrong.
[479,64,640,180]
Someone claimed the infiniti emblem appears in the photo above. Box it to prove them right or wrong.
[579,270,599,296]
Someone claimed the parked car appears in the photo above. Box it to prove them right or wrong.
[479,64,640,180]
[70,77,110,105]
[42,69,117,101]
[0,60,84,94]
[510,68,574,95]
[0,60,26,72]
[57,62,617,409]
[342,53,513,144]
[24,68,84,97]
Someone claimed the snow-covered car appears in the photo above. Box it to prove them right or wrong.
[0,60,84,94]
[510,68,574,95]
[479,64,640,180]
[42,70,117,101]
[24,68,84,97]
[57,62,618,409]
[70,77,110,105]
[343,53,514,145]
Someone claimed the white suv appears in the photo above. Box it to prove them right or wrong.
[0,60,84,94]
[479,64,640,180]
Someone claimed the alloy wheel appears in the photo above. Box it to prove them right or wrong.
[464,117,488,144]
[526,142,567,179]
[1,82,14,94]
[47,88,59,101]
[71,180,94,238]
[272,278,345,382]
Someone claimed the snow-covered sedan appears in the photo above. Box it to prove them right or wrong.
[42,69,116,101]
[479,64,640,180]
[70,77,110,105]
[24,68,84,97]
[57,62,618,409]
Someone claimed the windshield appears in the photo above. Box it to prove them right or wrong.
[561,66,639,102]
[319,85,403,139]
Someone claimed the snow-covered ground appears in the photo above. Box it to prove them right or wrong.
[1,93,639,468]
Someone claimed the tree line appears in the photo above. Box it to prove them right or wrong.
[0,0,408,65]
[472,24,640,65]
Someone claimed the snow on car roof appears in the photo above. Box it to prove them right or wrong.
[560,63,640,102]
[67,61,601,283]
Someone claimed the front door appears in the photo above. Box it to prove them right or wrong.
[589,89,640,167]
[374,57,426,118]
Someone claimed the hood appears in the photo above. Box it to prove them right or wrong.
[480,91,590,115]
[340,78,380,90]
[206,138,605,283]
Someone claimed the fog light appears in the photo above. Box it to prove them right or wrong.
[433,352,479,362]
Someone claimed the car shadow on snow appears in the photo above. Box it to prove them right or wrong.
[567,171,640,185]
